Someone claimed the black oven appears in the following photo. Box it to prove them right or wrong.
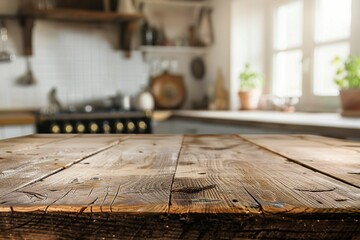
[36,111,152,134]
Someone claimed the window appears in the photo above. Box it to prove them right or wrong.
[271,0,353,110]
[273,1,303,97]
[313,0,351,96]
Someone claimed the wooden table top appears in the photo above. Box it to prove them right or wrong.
[0,134,359,239]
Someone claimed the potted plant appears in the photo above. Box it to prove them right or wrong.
[333,55,360,115]
[238,64,264,110]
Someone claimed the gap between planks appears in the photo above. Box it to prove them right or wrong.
[11,135,131,195]
[167,135,185,214]
[238,135,360,190]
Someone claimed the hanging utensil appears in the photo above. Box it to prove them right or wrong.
[0,19,15,63]
[198,7,214,46]
[16,57,37,86]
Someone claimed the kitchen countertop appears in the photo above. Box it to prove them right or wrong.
[156,110,360,138]
[0,134,359,239]
[1,110,359,137]
[0,113,36,125]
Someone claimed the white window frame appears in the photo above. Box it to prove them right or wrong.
[272,0,303,98]
[269,0,358,112]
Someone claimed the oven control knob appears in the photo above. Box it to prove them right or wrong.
[51,124,61,134]
[103,122,111,134]
[64,123,73,134]
[115,122,124,133]
[76,123,86,133]
[127,122,135,133]
[138,121,147,132]
[89,122,99,133]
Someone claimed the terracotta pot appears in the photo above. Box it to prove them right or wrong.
[238,90,262,110]
[340,89,360,111]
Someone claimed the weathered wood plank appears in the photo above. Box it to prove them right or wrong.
[0,134,359,240]
[0,135,184,213]
[0,134,71,153]
[0,134,123,197]
[294,135,360,152]
[170,135,360,215]
[243,135,360,188]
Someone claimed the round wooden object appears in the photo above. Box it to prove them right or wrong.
[151,72,186,109]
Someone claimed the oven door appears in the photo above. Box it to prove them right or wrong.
[36,113,152,134]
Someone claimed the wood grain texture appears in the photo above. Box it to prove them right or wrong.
[0,135,184,213]
[243,135,360,188]
[170,135,360,215]
[0,134,123,197]
[294,134,360,151]
[0,134,359,239]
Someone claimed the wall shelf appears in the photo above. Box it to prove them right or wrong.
[17,8,143,57]
[19,8,143,23]
[140,46,208,55]
[138,0,211,8]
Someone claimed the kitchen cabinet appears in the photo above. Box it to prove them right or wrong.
[153,119,296,134]
[0,113,36,139]
[0,125,35,140]
[154,110,360,139]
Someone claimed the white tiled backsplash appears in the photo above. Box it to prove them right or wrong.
[0,19,207,110]
[0,20,150,109]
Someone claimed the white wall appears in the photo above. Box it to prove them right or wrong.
[0,0,207,110]
[0,20,149,110]
[351,0,360,56]
[230,0,269,110]
[206,0,231,107]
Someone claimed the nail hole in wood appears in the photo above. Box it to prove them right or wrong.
[335,199,348,202]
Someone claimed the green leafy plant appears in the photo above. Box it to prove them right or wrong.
[239,64,264,91]
[333,55,360,89]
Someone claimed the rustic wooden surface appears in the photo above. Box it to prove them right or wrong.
[0,134,359,239]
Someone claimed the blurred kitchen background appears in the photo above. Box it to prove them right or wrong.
[0,0,359,140]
